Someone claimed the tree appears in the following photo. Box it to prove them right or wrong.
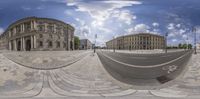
[188,44,192,49]
[74,36,80,50]
[182,44,187,49]
[178,43,182,49]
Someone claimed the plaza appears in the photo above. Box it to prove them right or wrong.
[0,50,200,99]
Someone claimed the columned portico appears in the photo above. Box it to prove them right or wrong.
[1,17,75,51]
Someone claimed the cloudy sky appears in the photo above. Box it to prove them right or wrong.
[0,0,200,46]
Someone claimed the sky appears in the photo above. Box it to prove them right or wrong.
[0,0,200,46]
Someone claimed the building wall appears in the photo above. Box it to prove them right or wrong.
[197,43,200,50]
[0,17,75,51]
[106,33,165,50]
[79,39,92,50]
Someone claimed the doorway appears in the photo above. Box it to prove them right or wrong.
[26,39,31,51]
[17,41,21,51]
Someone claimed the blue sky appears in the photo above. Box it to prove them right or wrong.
[0,0,200,46]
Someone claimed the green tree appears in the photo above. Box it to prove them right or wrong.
[188,44,192,49]
[74,36,80,50]
[182,44,187,49]
[178,43,182,49]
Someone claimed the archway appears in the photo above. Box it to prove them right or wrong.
[26,39,31,51]
[17,41,21,51]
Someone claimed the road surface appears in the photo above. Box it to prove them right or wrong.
[97,50,193,85]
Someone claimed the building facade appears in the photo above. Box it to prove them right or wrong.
[79,39,92,50]
[106,33,165,50]
[0,17,75,51]
[197,43,200,50]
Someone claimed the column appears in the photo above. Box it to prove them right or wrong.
[33,20,37,30]
[45,23,48,32]
[23,37,25,51]
[30,21,32,31]
[14,27,16,35]
[33,35,36,49]
[31,36,33,49]
[23,24,25,32]
[14,40,17,51]
[9,41,11,50]
[21,38,23,51]
[54,24,56,33]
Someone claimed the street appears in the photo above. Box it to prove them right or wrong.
[97,50,193,85]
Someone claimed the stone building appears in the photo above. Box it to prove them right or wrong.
[197,43,200,50]
[79,39,92,50]
[106,33,165,50]
[0,17,75,51]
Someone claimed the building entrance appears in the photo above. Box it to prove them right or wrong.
[26,39,31,51]
[17,41,21,51]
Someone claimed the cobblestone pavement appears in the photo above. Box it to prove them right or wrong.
[0,50,200,99]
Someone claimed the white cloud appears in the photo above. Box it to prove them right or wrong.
[152,22,159,27]
[36,6,45,10]
[167,23,175,30]
[134,24,150,33]
[67,0,141,27]
[176,24,181,28]
[75,18,85,25]
[126,24,150,34]
[172,39,177,42]
[21,6,31,10]
[0,27,4,35]
[112,10,136,25]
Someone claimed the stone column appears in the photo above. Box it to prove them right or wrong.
[23,37,25,51]
[33,20,37,30]
[14,40,17,51]
[23,24,25,32]
[33,35,36,49]
[45,23,48,32]
[54,24,56,33]
[9,31,11,37]
[20,38,22,51]
[14,27,16,35]
[68,32,70,51]
[8,41,11,50]
[31,36,33,49]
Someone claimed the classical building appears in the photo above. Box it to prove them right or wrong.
[79,39,92,50]
[106,33,165,50]
[0,17,75,51]
[197,43,200,50]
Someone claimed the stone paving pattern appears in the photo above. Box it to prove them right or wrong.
[0,50,200,99]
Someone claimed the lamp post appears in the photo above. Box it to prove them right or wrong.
[94,34,97,53]
[192,27,197,54]
[165,32,168,53]
[113,36,115,52]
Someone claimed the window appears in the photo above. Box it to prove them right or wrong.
[38,25,45,31]
[49,34,53,38]
[39,34,43,38]
[63,42,66,48]
[39,41,43,47]
[48,41,53,48]
[58,35,60,39]
[56,41,60,48]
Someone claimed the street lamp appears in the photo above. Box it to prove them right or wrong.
[94,34,97,53]
[192,27,197,54]
[165,32,168,53]
[113,36,115,52]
